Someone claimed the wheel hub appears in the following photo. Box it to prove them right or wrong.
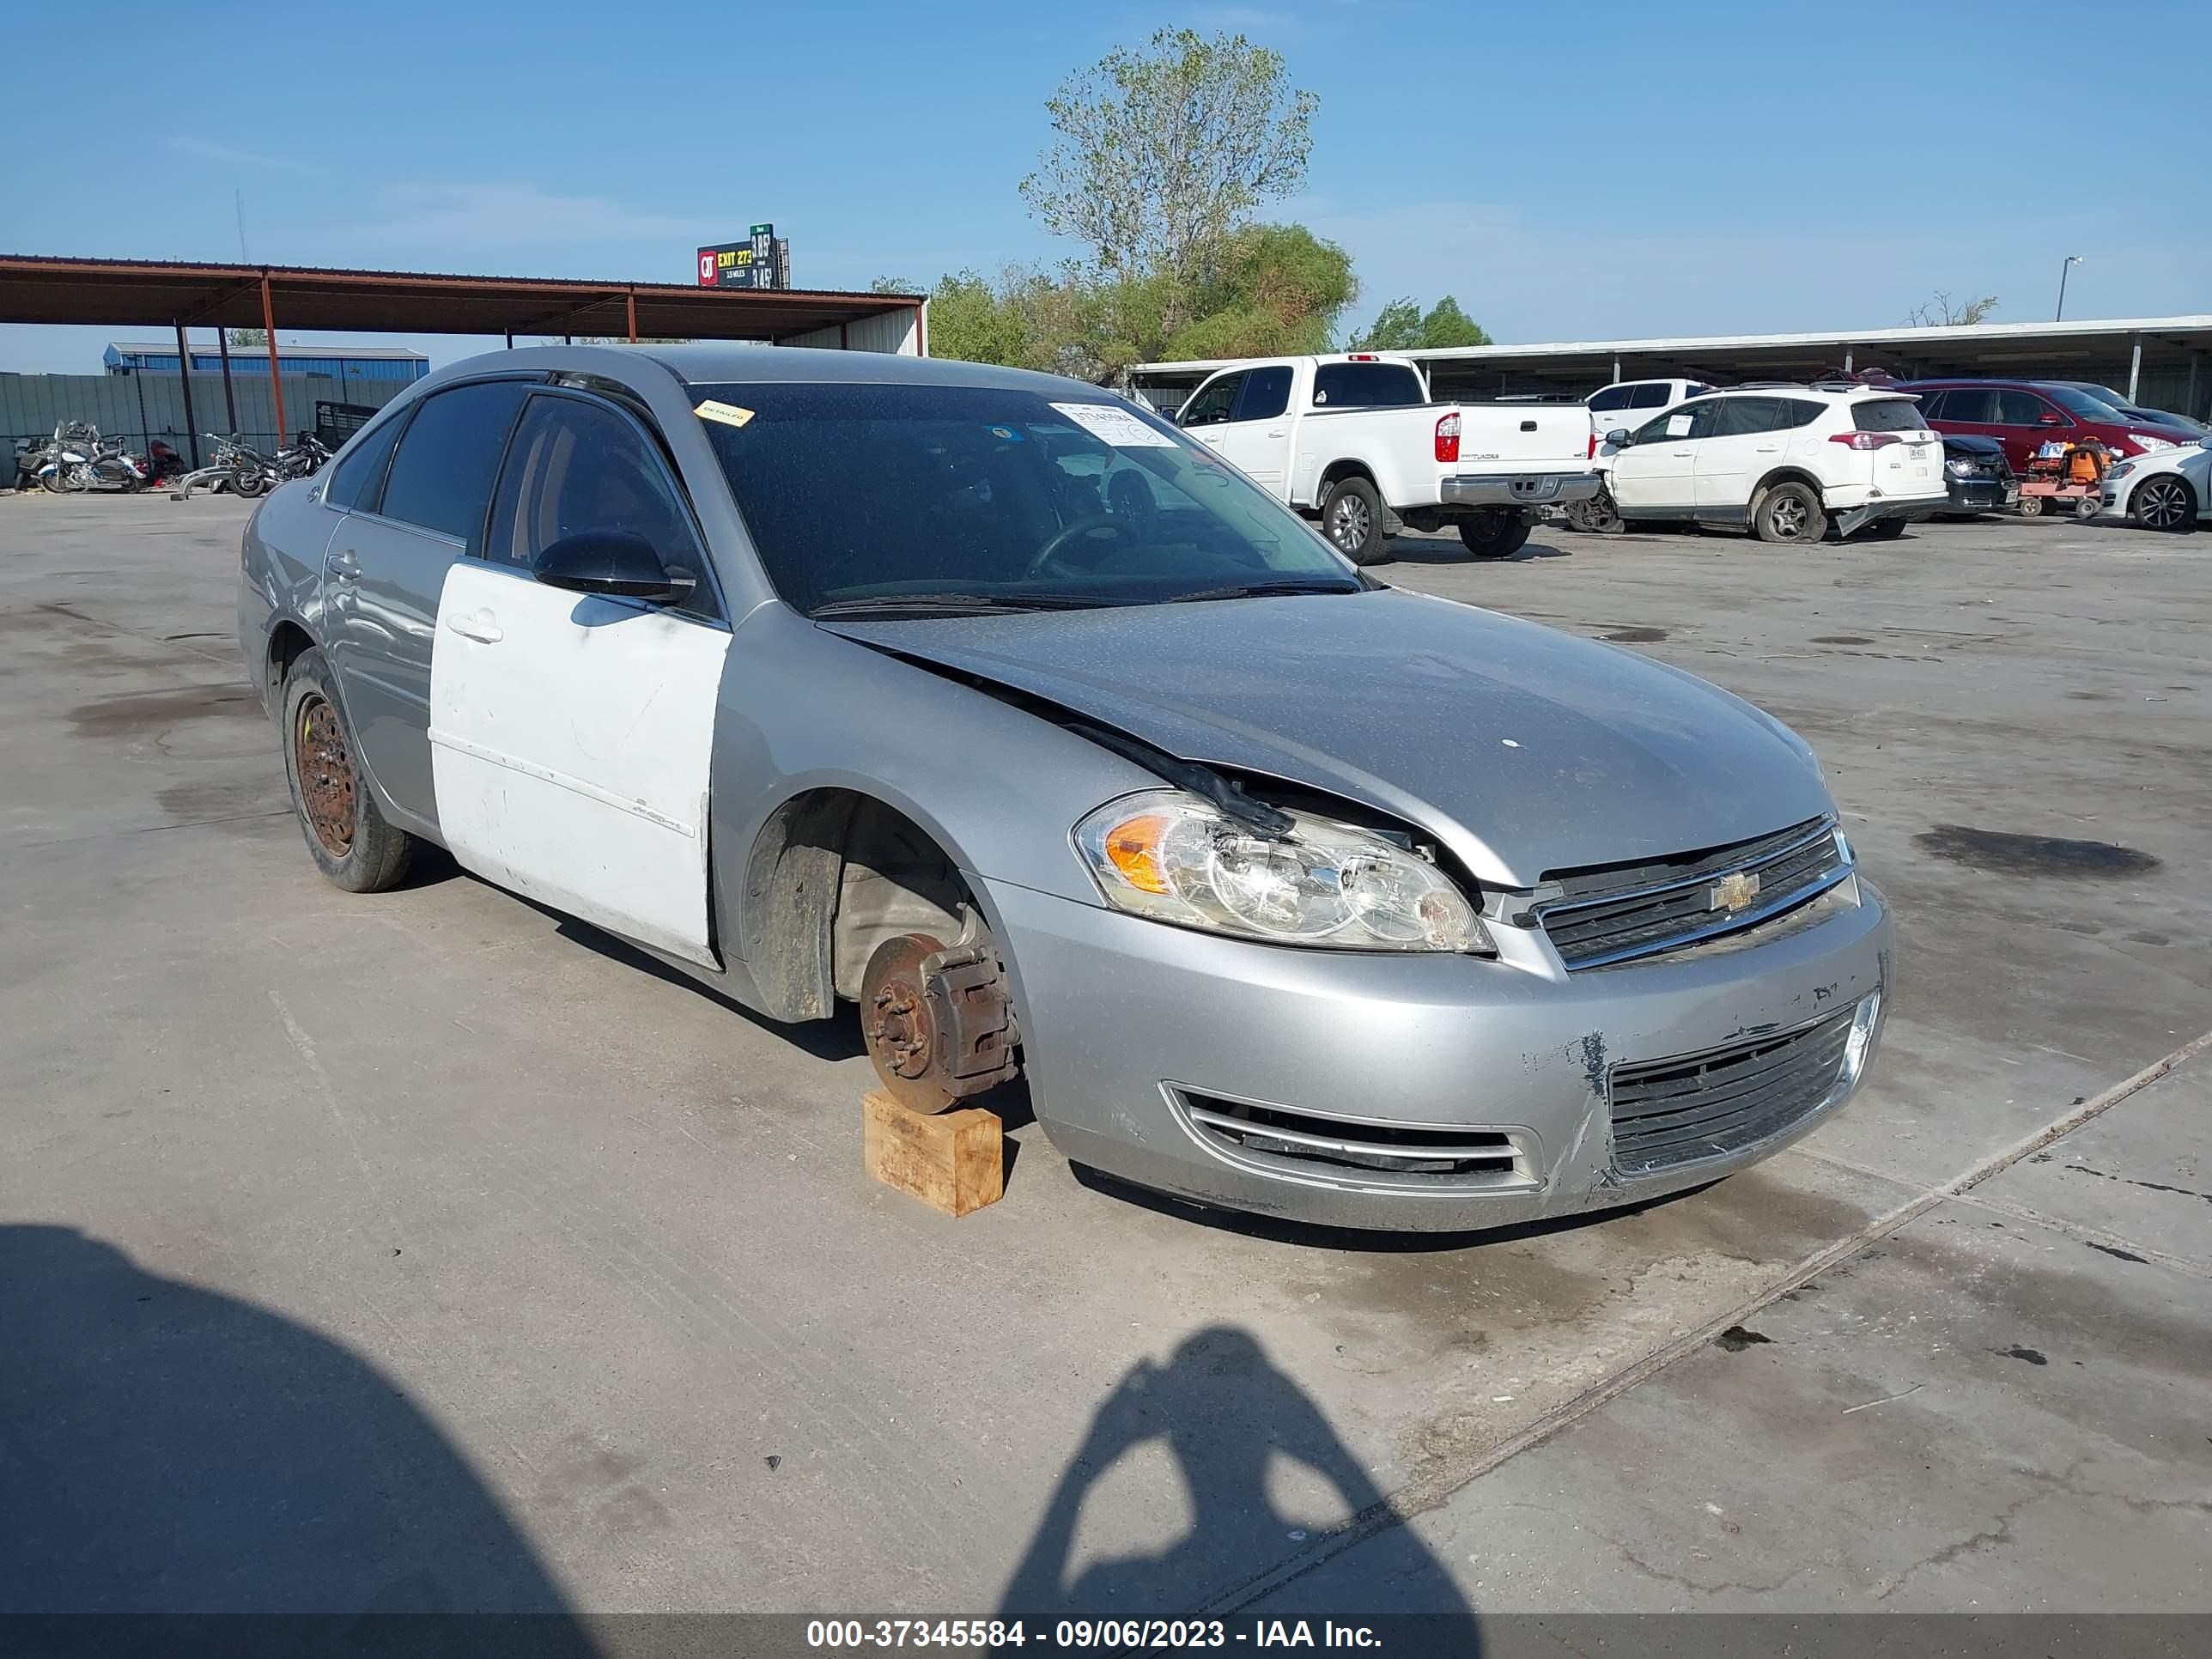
[860,931,1018,1115]
[295,694,356,856]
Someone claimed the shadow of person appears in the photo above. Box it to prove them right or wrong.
[0,1224,594,1650]
[1000,1328,1480,1644]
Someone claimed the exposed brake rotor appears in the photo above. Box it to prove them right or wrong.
[860,930,1019,1115]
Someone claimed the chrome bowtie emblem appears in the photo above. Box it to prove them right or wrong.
[1710,871,1762,915]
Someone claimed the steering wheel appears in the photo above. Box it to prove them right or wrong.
[1023,514,1138,579]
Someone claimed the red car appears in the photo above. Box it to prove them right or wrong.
[1901,380,2197,473]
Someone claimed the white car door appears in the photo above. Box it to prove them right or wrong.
[1694,396,1785,511]
[1203,364,1295,495]
[1609,400,1715,511]
[428,390,731,967]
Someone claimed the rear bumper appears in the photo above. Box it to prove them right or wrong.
[1441,470,1601,508]
[1831,489,1948,538]
[988,872,1891,1232]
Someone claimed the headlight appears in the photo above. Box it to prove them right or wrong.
[1943,458,1976,477]
[1075,790,1492,953]
[2129,433,2176,453]
[2106,459,2136,482]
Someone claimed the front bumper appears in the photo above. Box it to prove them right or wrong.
[987,873,1891,1232]
[1945,477,2018,514]
[1441,471,1601,508]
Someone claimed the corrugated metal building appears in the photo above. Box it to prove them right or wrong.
[104,340,430,386]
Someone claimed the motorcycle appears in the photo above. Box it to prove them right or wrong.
[172,434,274,500]
[37,422,151,494]
[271,432,333,483]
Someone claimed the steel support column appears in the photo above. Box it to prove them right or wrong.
[260,274,287,446]
[2127,332,2142,404]
[173,319,201,468]
[216,324,238,434]
[626,289,638,343]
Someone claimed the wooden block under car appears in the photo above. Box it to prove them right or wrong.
[861,1090,1005,1218]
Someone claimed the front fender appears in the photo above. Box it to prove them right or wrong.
[708,605,1158,978]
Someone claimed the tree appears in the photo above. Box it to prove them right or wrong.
[869,276,920,295]
[1907,290,1998,326]
[1159,223,1358,362]
[1020,28,1318,334]
[1348,295,1492,351]
[227,327,268,348]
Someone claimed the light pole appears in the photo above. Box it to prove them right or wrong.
[2055,255,2082,322]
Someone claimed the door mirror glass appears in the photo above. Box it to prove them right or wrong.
[1606,428,1632,447]
[533,529,693,604]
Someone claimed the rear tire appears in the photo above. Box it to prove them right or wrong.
[2130,474,2197,533]
[1456,508,1533,559]
[280,647,416,893]
[1752,482,1826,546]
[1321,475,1389,565]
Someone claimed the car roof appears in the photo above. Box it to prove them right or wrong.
[638,342,1103,397]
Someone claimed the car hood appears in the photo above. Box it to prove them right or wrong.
[821,587,1833,889]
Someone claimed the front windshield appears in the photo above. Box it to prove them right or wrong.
[689,381,1361,615]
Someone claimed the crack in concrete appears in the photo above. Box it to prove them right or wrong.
[2062,1164,2212,1206]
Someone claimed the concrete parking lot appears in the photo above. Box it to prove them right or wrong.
[2,492,2205,1632]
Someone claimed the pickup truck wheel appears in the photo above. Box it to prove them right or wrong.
[1322,476,1389,565]
[1751,482,1826,546]
[281,647,416,893]
[1457,509,1532,559]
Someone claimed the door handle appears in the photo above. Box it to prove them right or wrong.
[1755,445,1782,453]
[330,549,360,582]
[446,610,503,644]
[1266,428,1288,437]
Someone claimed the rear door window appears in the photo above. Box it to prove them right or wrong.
[1628,382,1674,409]
[1713,397,1783,436]
[1234,366,1293,422]
[1179,374,1245,427]
[1853,398,1929,433]
[1936,388,1995,423]
[1780,399,1826,428]
[1588,386,1632,413]
[1311,362,1425,408]
[324,410,408,512]
[1910,391,1948,420]
[376,380,532,550]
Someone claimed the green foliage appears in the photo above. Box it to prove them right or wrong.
[1348,295,1492,351]
[1161,224,1358,361]
[1021,29,1318,303]
[869,276,921,295]
[226,327,269,349]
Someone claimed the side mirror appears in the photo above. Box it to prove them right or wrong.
[1606,428,1632,447]
[2038,412,2063,426]
[533,529,695,604]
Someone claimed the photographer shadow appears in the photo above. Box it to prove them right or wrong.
[0,1223,594,1651]
[1000,1327,1480,1644]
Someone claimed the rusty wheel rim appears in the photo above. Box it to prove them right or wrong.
[295,694,356,857]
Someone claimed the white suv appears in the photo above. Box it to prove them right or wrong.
[1598,386,1948,544]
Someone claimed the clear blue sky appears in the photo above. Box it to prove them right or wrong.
[3,0,2206,372]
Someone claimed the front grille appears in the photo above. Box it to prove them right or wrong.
[1608,1006,1857,1176]
[1535,817,1847,970]
[1172,1090,1534,1191]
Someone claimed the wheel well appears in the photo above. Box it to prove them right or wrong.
[1318,459,1376,495]
[266,621,315,705]
[740,788,977,1023]
[1750,468,1826,510]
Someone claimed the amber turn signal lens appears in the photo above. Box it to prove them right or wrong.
[1103,813,1174,894]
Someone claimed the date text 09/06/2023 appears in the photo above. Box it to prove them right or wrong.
[806,1619,1387,1649]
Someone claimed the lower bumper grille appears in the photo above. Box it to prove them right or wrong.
[1172,1090,1536,1191]
[1608,1002,1866,1177]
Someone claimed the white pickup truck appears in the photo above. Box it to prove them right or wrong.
[1171,353,1601,563]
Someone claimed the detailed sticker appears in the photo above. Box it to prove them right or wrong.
[695,399,755,428]
[1664,412,1693,437]
[1050,400,1177,448]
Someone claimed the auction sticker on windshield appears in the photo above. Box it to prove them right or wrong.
[1051,401,1178,447]
[695,399,755,428]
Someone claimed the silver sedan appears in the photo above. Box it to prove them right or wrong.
[238,344,1890,1231]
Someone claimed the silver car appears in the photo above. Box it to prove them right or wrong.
[238,345,1891,1232]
